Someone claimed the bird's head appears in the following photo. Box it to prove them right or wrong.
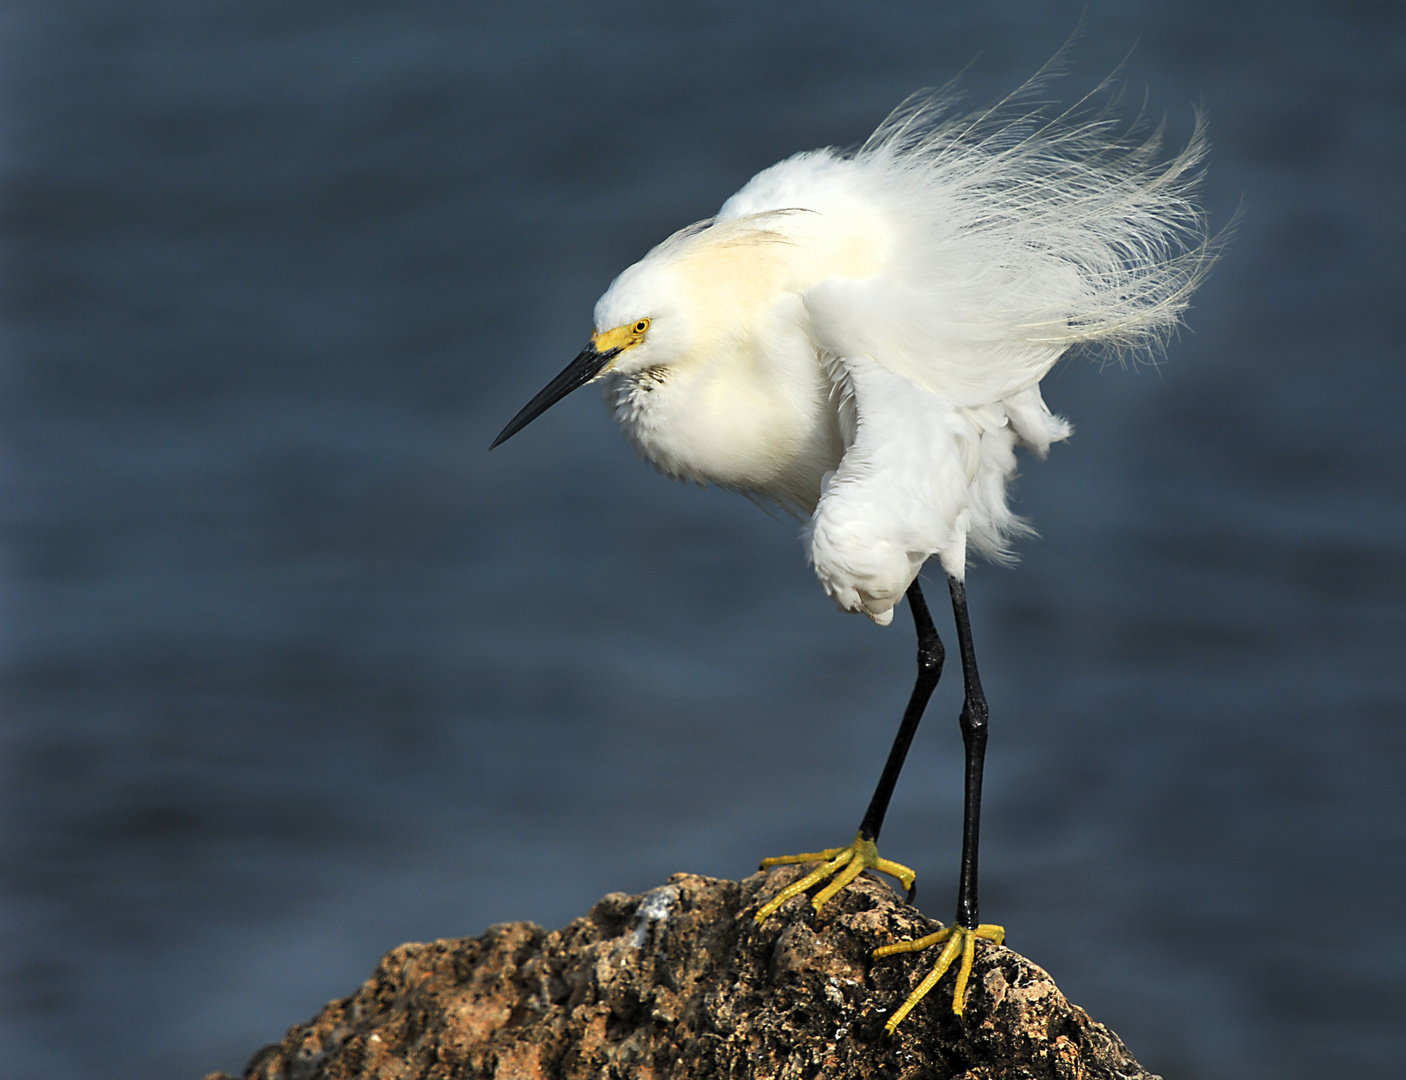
[488,274,680,449]
[490,218,787,449]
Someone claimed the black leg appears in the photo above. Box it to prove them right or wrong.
[754,580,943,923]
[870,574,1002,1028]
[947,573,989,930]
[855,581,945,898]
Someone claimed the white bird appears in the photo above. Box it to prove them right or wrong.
[492,72,1216,1029]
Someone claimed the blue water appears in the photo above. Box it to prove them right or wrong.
[2,3,1403,1078]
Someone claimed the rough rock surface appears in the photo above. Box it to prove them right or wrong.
[210,868,1159,1080]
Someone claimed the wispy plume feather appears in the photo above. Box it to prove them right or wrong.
[854,65,1224,364]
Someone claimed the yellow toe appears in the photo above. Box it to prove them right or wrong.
[875,923,1005,1031]
[754,832,916,925]
[754,847,854,924]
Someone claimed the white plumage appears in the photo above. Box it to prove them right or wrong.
[584,80,1214,624]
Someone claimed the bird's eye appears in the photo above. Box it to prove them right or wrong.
[633,319,650,335]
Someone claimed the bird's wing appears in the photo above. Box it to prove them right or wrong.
[802,355,967,624]
[804,352,1071,624]
[802,357,990,623]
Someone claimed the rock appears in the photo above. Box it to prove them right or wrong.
[210,868,1159,1080]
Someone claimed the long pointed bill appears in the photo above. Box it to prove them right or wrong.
[490,343,621,449]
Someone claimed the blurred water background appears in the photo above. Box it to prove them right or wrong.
[1,2,1403,1077]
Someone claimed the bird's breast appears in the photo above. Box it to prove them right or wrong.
[603,328,843,514]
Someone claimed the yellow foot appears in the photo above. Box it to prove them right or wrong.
[754,832,916,925]
[874,923,1005,1031]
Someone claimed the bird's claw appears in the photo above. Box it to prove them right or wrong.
[873,922,1005,1031]
[754,832,916,924]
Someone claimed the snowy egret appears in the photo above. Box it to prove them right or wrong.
[492,74,1215,1028]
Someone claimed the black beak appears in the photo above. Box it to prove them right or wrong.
[490,343,621,449]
